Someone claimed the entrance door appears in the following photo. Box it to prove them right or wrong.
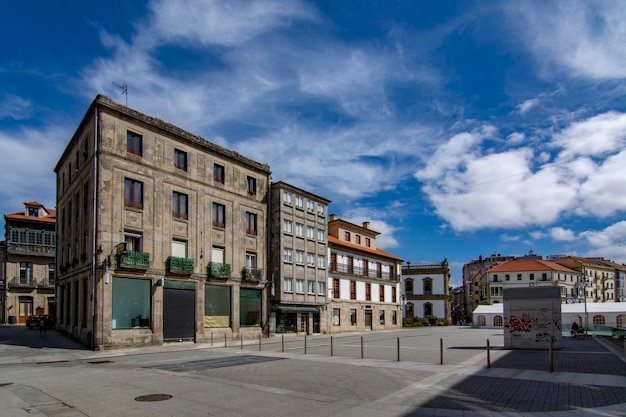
[163,285,195,342]
[312,313,320,333]
[364,310,372,330]
[18,299,33,323]
[300,313,309,334]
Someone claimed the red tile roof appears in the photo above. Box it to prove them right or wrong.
[328,235,403,261]
[489,259,578,273]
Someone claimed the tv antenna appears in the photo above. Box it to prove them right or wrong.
[112,82,128,106]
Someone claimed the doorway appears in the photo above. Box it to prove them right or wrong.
[364,309,372,330]
[163,284,195,342]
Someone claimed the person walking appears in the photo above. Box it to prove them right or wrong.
[39,316,47,334]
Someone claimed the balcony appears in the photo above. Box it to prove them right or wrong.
[330,262,397,281]
[37,278,55,290]
[8,277,36,289]
[242,267,263,281]
[208,262,231,278]
[168,256,194,274]
[118,251,150,270]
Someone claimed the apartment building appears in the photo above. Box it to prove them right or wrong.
[54,95,271,349]
[3,202,56,324]
[553,256,617,302]
[462,254,516,320]
[269,182,331,334]
[327,215,402,332]
[595,259,626,302]
[402,259,451,324]
[483,259,580,304]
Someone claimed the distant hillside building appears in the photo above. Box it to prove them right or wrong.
[54,95,271,349]
[3,202,56,324]
[269,181,331,334]
[402,259,451,325]
[327,215,403,332]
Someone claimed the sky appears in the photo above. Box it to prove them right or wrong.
[2,1,626,286]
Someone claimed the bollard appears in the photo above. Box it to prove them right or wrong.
[330,336,334,357]
[549,340,554,372]
[624,340,626,375]
[282,334,285,353]
[304,335,307,355]
[211,332,213,347]
[487,339,491,368]
[440,338,443,365]
[259,334,262,351]
[225,333,227,347]
[397,337,400,362]
[361,336,364,359]
[241,334,244,349]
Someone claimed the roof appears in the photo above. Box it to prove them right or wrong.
[328,235,403,262]
[556,256,615,269]
[4,202,56,224]
[488,259,578,274]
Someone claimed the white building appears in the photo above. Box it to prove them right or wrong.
[402,260,451,325]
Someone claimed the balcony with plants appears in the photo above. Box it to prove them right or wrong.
[168,256,194,274]
[208,262,231,278]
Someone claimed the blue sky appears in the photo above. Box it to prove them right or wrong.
[2,1,626,285]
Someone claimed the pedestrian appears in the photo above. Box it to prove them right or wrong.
[39,316,47,334]
[570,321,580,337]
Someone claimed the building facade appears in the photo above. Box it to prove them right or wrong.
[54,95,271,349]
[402,260,451,325]
[326,215,402,332]
[3,202,56,324]
[269,182,331,334]
[483,259,580,304]
[553,256,616,303]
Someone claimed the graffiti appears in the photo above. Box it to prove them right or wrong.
[504,313,536,333]
[552,311,562,330]
[535,332,556,343]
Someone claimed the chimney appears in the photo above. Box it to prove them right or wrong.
[363,221,370,229]
[329,214,338,221]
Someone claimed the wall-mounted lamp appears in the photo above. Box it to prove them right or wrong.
[102,242,128,284]
[155,279,164,287]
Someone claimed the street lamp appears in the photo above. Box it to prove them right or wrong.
[578,277,590,335]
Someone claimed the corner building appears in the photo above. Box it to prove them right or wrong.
[327,215,403,332]
[55,95,271,349]
[269,182,331,334]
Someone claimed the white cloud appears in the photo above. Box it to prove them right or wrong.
[549,227,577,242]
[506,2,626,80]
[517,98,538,115]
[0,94,32,120]
[581,221,626,264]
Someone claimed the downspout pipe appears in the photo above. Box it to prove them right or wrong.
[90,107,99,350]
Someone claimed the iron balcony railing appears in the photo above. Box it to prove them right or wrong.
[242,267,263,280]
[37,278,55,289]
[8,277,36,288]
[118,250,150,268]
[208,262,231,277]
[168,256,194,274]
[329,262,397,281]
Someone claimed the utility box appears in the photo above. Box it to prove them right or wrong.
[503,287,562,350]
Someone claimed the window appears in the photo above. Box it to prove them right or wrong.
[283,220,293,234]
[347,256,354,274]
[505,274,510,281]
[307,226,315,240]
[317,255,326,269]
[424,303,433,317]
[333,278,340,298]
[246,176,256,195]
[356,235,361,245]
[345,231,351,241]
[213,163,225,184]
[28,207,39,217]
[172,239,187,258]
[350,309,357,325]
[124,230,143,252]
[350,281,356,300]
[379,310,385,325]
[494,315,503,327]
[365,238,371,247]
[174,149,187,171]
[283,191,292,205]
[83,138,89,161]
[48,263,55,285]
[122,178,144,210]
[112,277,150,329]
[283,248,293,263]
[245,252,257,270]
[493,274,498,282]
[83,183,89,213]
[307,253,315,267]
[333,308,340,326]
[295,196,303,209]
[127,131,142,156]
[240,289,261,327]
[212,203,225,228]
[296,279,305,293]
[517,274,522,280]
[245,212,257,235]
[366,283,371,301]
[307,200,315,213]
[284,278,293,292]
[317,229,325,242]
[172,191,188,220]
[542,273,548,281]
[318,281,325,295]
[529,273,534,281]
[379,285,385,302]
[307,281,315,294]
[392,287,397,302]
[317,204,324,216]
[593,315,606,325]
[205,284,230,327]
[296,250,304,265]
[295,223,304,237]
[392,310,397,325]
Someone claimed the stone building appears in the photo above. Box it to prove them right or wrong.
[402,260,451,325]
[268,181,331,334]
[3,202,56,324]
[553,256,617,303]
[326,215,402,332]
[54,95,271,349]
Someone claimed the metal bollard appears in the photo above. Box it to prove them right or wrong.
[211,332,213,347]
[549,340,554,372]
[282,334,284,353]
[304,335,307,355]
[397,337,400,362]
[361,336,364,359]
[224,333,227,347]
[487,339,491,368]
[330,336,333,357]
[241,334,243,349]
[440,338,443,365]
[259,334,262,351]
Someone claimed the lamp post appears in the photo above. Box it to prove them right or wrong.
[578,276,589,335]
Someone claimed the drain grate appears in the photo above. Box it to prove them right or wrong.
[135,394,172,402]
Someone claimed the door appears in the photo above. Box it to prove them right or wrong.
[18,299,33,323]
[364,310,372,330]
[163,285,195,342]
[300,313,309,334]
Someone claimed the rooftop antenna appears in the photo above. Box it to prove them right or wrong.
[112,82,128,106]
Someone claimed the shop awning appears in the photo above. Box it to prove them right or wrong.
[274,304,320,313]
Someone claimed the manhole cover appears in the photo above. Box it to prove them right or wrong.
[135,394,172,402]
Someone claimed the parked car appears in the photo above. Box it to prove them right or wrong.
[25,315,55,330]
